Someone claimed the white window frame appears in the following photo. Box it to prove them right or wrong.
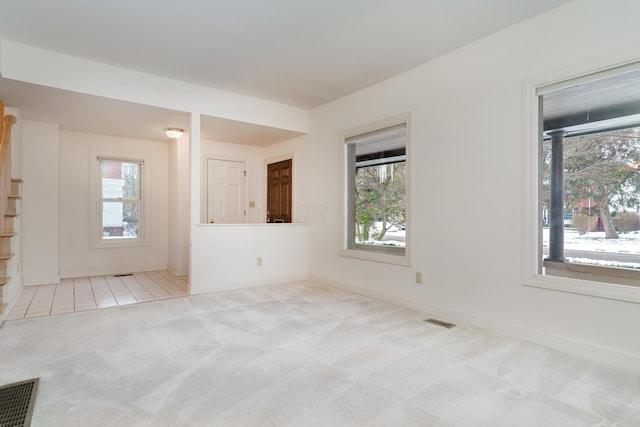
[340,113,412,267]
[522,56,640,304]
[90,150,149,248]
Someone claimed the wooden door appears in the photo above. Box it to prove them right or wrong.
[207,159,245,224]
[267,159,292,223]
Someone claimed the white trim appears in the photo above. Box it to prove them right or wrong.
[97,155,145,164]
[0,282,24,323]
[167,261,189,277]
[264,152,295,165]
[522,53,640,304]
[309,275,640,374]
[524,47,640,92]
[23,274,61,286]
[339,247,410,267]
[195,274,309,294]
[536,60,640,95]
[59,263,167,280]
[190,274,309,296]
[339,113,413,267]
[525,273,640,304]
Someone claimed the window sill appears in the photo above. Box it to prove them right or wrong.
[340,247,410,267]
[524,261,640,303]
[544,260,640,287]
[91,238,148,249]
[355,243,405,256]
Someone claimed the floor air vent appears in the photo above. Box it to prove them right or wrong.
[424,318,456,329]
[0,378,39,427]
[113,273,133,277]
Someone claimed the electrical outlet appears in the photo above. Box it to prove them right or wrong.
[416,272,423,284]
[257,257,262,267]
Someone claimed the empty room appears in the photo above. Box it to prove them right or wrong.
[0,1,639,425]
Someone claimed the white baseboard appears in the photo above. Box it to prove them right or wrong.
[23,274,61,286]
[60,263,168,279]
[0,283,24,324]
[167,262,189,277]
[309,274,640,374]
[3,281,23,306]
[190,273,308,295]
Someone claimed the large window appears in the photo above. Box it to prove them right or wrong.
[344,121,409,263]
[99,158,142,241]
[535,65,640,291]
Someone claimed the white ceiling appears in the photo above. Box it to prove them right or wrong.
[0,0,572,144]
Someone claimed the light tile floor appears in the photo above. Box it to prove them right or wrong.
[6,271,188,320]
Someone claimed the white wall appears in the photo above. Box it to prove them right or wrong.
[200,139,265,223]
[22,120,59,285]
[59,130,169,278]
[189,138,310,294]
[190,224,308,294]
[168,135,190,276]
[303,0,640,371]
[264,136,313,224]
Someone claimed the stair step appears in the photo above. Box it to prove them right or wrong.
[0,178,21,290]
[10,179,23,199]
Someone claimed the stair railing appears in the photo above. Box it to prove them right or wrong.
[0,100,17,235]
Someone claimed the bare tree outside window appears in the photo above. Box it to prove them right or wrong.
[542,128,640,242]
[355,162,406,244]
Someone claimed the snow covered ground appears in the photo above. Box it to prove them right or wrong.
[362,224,640,268]
[543,228,640,253]
[359,223,406,247]
[543,228,640,268]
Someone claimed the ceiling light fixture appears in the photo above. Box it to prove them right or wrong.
[164,127,184,139]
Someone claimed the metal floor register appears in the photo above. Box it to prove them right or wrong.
[0,378,39,427]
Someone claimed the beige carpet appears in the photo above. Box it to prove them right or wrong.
[0,281,638,426]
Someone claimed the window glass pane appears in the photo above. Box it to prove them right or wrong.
[542,128,640,270]
[101,160,140,199]
[355,161,406,248]
[102,201,139,239]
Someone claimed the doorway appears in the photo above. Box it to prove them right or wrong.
[267,159,292,223]
[207,159,246,224]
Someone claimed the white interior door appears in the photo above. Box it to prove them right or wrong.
[207,159,246,224]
